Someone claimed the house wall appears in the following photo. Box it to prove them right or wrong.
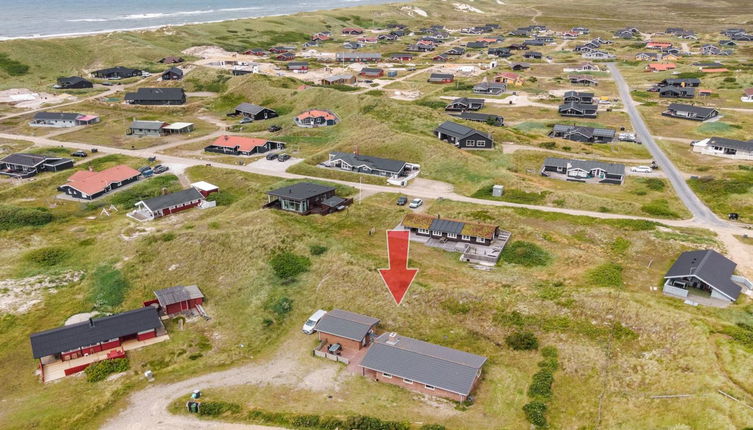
[361,368,468,402]
[137,329,157,341]
[164,298,204,315]
[157,199,203,218]
[318,333,366,353]
[710,289,733,302]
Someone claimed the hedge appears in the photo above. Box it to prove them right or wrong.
[85,358,129,382]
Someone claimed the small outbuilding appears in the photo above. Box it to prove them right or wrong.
[153,285,205,315]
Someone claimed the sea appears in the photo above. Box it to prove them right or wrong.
[0,0,396,40]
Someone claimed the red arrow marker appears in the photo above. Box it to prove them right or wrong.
[379,230,418,305]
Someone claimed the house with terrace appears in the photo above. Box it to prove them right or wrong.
[663,249,750,305]
[358,332,487,402]
[740,88,753,102]
[434,121,494,149]
[58,165,141,200]
[325,152,419,186]
[662,103,718,121]
[428,73,454,84]
[321,74,357,86]
[56,76,92,89]
[452,112,504,127]
[569,75,599,86]
[29,112,100,128]
[294,109,338,128]
[400,213,511,266]
[692,137,753,160]
[563,91,594,104]
[129,183,217,221]
[287,62,309,73]
[658,78,701,88]
[660,87,695,98]
[313,309,379,363]
[232,103,278,120]
[204,135,285,156]
[30,306,167,382]
[549,124,616,143]
[265,182,350,215]
[541,157,625,185]
[0,153,73,178]
[445,97,484,112]
[124,88,186,105]
[127,120,168,136]
[92,66,142,79]
[558,102,598,118]
[473,82,506,95]
[495,72,524,86]
[336,52,381,62]
[360,67,384,78]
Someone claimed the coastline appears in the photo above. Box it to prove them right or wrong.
[0,0,404,42]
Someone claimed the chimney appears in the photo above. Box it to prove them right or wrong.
[88,318,94,328]
[224,135,229,141]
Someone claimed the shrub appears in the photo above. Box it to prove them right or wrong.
[198,401,241,416]
[587,262,623,288]
[344,415,410,430]
[0,53,30,76]
[506,331,539,351]
[269,296,293,317]
[640,199,678,218]
[23,247,69,267]
[269,251,311,279]
[89,264,129,308]
[539,141,556,149]
[420,425,447,430]
[610,237,630,255]
[441,298,471,315]
[414,98,446,109]
[528,369,554,399]
[0,206,53,230]
[501,241,552,267]
[85,358,129,382]
[292,414,320,427]
[309,244,328,256]
[523,401,548,428]
[642,178,666,191]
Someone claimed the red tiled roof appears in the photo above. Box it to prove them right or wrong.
[296,109,336,121]
[211,135,268,152]
[647,63,676,71]
[497,72,520,79]
[701,68,729,73]
[65,165,141,195]
[744,88,753,96]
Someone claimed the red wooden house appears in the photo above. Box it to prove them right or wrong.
[153,285,205,316]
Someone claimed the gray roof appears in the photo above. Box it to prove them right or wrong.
[322,74,354,83]
[665,249,740,300]
[30,307,162,358]
[448,97,484,107]
[235,103,266,115]
[435,121,488,139]
[321,196,347,207]
[564,91,594,99]
[429,73,454,81]
[315,309,380,341]
[1,153,53,167]
[360,333,487,396]
[139,188,204,212]
[559,102,598,113]
[544,157,625,176]
[154,285,204,307]
[329,151,407,174]
[473,82,506,90]
[667,103,717,116]
[361,67,383,74]
[33,112,80,121]
[163,67,183,76]
[551,124,615,139]
[703,137,753,153]
[663,78,701,86]
[429,218,464,235]
[336,52,382,60]
[130,120,165,130]
[660,87,695,97]
[267,182,335,201]
[124,87,185,102]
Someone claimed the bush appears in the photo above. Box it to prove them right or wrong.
[309,244,328,256]
[0,53,30,76]
[269,251,311,279]
[0,205,53,230]
[528,369,554,399]
[291,415,320,427]
[89,264,129,308]
[206,191,237,206]
[199,401,241,416]
[23,247,69,267]
[642,178,666,191]
[269,296,293,317]
[523,401,548,428]
[539,141,557,149]
[640,199,679,218]
[420,425,447,430]
[506,331,539,350]
[610,237,630,255]
[85,358,129,382]
[587,262,623,288]
[344,415,410,430]
[501,241,552,267]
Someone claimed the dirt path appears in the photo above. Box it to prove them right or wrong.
[439,94,557,109]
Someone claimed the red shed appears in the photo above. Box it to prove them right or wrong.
[191,181,220,197]
[154,285,205,315]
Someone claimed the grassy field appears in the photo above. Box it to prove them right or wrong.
[2,0,753,429]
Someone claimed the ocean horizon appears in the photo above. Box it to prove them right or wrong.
[0,0,397,40]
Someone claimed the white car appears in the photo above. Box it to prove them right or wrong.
[631,166,652,173]
[302,309,327,334]
[409,198,423,208]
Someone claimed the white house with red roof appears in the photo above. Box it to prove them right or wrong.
[203,135,285,156]
[57,165,141,200]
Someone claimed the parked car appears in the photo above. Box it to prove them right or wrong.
[239,117,253,124]
[278,154,291,162]
[91,148,98,153]
[631,166,652,173]
[409,198,423,208]
[268,125,282,132]
[618,133,636,142]
[265,152,279,160]
[70,151,87,157]
[139,166,154,177]
[101,82,114,86]
[396,196,408,206]
[152,165,169,174]
[302,309,327,334]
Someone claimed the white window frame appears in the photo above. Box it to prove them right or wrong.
[447,233,457,239]
[425,384,436,390]
[432,231,441,237]
[476,237,486,244]
[382,373,392,378]
[417,228,429,234]
[403,378,414,384]
[461,235,471,241]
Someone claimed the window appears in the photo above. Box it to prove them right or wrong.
[418,228,429,234]
[432,231,441,236]
[403,378,414,384]
[466,140,475,147]
[447,233,457,239]
[425,385,436,390]
[382,373,392,378]
[461,235,471,241]
[477,237,486,244]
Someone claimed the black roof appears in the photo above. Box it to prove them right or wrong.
[329,152,407,174]
[559,102,598,113]
[139,188,204,212]
[315,309,379,341]
[429,73,454,80]
[57,76,90,85]
[702,137,753,153]
[33,112,80,121]
[429,218,464,235]
[94,66,141,75]
[435,121,488,139]
[0,153,69,167]
[163,67,183,76]
[124,87,185,102]
[235,103,269,115]
[544,157,625,176]
[30,307,162,358]
[551,124,615,138]
[667,103,717,116]
[665,249,740,300]
[267,182,335,201]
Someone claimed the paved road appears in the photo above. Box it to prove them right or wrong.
[607,62,727,228]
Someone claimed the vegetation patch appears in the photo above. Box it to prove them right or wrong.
[22,247,70,267]
[89,264,129,308]
[640,199,680,218]
[0,53,30,76]
[505,331,539,350]
[500,241,552,267]
[522,347,559,428]
[85,358,129,382]
[0,205,53,230]
[696,122,741,135]
[587,262,623,288]
[269,251,311,280]
[198,401,242,417]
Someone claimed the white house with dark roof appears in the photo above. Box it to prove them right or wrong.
[662,103,718,121]
[0,153,74,178]
[434,121,494,149]
[692,137,753,160]
[663,249,750,304]
[358,332,487,402]
[325,152,420,186]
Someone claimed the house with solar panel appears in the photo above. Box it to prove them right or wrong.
[549,124,616,143]
[663,249,751,305]
[541,157,625,185]
[400,213,511,265]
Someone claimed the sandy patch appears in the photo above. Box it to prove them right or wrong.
[0,88,77,109]
[389,90,421,101]
[66,311,101,325]
[0,271,84,314]
[453,3,485,13]
[400,6,428,17]
[181,45,237,59]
